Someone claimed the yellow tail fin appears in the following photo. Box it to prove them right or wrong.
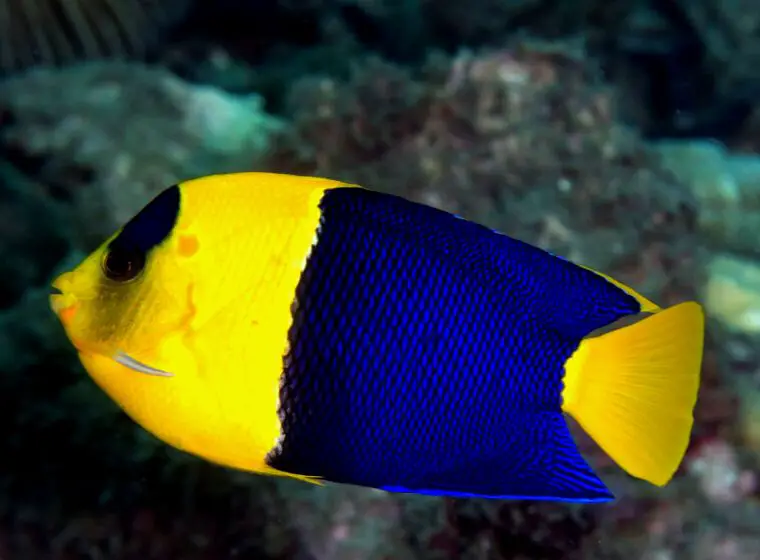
[561,301,705,486]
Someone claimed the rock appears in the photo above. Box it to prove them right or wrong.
[0,62,284,246]
[655,140,760,257]
[270,44,702,307]
[704,253,760,333]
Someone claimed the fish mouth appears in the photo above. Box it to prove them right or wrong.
[49,279,81,334]
[49,291,78,317]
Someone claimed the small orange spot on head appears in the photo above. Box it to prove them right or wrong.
[178,235,199,258]
[59,304,78,324]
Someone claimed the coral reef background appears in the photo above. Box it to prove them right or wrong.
[1,0,760,558]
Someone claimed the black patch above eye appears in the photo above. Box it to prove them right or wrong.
[109,184,181,254]
[103,245,146,282]
[102,184,181,282]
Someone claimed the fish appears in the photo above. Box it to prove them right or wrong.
[0,0,190,73]
[49,172,705,502]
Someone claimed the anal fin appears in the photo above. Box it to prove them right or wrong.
[381,413,612,502]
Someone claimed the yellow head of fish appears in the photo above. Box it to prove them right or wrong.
[49,172,343,476]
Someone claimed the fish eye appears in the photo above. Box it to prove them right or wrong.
[102,246,146,282]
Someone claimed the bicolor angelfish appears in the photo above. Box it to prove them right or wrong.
[50,172,704,502]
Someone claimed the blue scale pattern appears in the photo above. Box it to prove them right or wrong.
[267,188,641,502]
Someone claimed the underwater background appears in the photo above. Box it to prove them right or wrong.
[0,0,758,558]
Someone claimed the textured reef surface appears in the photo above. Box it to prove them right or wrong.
[1,1,760,558]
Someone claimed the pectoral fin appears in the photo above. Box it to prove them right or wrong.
[114,351,174,377]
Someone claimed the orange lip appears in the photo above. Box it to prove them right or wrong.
[49,291,88,352]
[50,293,78,324]
[59,303,78,325]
